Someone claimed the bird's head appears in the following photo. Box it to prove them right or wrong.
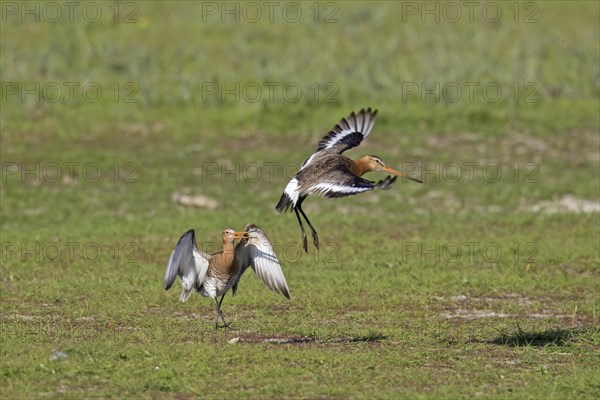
[238,224,261,243]
[243,223,259,235]
[222,228,249,243]
[362,155,423,183]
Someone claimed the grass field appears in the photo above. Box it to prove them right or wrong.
[1,1,599,398]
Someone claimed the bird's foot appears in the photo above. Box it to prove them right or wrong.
[301,233,308,253]
[212,323,237,342]
[311,231,319,250]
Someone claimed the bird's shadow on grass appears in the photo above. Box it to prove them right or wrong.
[492,329,571,347]
[483,325,593,347]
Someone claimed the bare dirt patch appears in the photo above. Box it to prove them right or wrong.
[433,293,589,321]
[228,332,387,346]
[520,195,600,214]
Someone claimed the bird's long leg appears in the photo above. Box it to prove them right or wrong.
[216,294,229,328]
[213,298,220,342]
[294,207,309,253]
[297,202,319,251]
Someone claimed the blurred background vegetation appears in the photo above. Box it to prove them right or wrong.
[2,1,598,231]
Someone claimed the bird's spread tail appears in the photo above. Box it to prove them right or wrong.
[275,192,293,213]
[275,177,300,213]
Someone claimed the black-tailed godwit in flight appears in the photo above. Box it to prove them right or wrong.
[275,108,422,252]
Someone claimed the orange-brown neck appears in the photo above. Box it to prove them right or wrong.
[351,156,374,176]
[211,239,236,276]
[221,239,235,260]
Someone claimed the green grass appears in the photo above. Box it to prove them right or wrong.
[1,1,599,399]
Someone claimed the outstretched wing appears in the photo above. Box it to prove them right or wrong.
[164,229,210,302]
[316,108,378,154]
[234,224,290,299]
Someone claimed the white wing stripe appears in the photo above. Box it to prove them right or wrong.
[310,182,371,195]
[300,153,317,170]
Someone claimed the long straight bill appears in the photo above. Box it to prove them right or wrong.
[233,231,250,239]
[383,166,423,183]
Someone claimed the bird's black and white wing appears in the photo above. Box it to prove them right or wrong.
[316,108,378,154]
[307,172,397,199]
[164,229,210,302]
[275,108,380,213]
[234,224,290,299]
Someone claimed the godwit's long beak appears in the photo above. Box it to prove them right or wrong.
[233,231,250,239]
[383,166,423,183]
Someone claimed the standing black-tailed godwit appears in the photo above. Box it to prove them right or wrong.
[164,224,290,340]
[275,108,422,252]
